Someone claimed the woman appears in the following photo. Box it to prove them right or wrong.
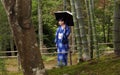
[54,18,71,67]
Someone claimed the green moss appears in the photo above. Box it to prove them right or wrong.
[1,54,120,75]
[48,54,120,75]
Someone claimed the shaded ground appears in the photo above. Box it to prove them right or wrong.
[1,52,119,75]
[1,53,78,72]
[1,51,114,72]
[44,53,78,69]
[48,53,120,75]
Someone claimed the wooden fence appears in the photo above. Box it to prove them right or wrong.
[0,42,114,58]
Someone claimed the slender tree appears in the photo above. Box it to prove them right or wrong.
[10,34,15,56]
[63,0,67,11]
[70,0,82,61]
[75,0,90,60]
[113,0,120,56]
[85,0,93,59]
[38,0,43,53]
[89,0,99,58]
[107,16,112,42]
[1,0,47,75]
[103,0,106,43]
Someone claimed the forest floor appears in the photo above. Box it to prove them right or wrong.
[1,51,120,75]
[5,53,78,71]
[48,53,120,75]
[0,53,78,75]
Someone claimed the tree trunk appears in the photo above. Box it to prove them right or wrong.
[102,0,106,43]
[70,0,83,61]
[113,0,120,56]
[38,0,43,53]
[71,27,75,53]
[75,0,90,61]
[1,0,47,75]
[85,0,93,59]
[107,17,111,43]
[89,0,99,58]
[63,0,67,11]
[10,34,15,56]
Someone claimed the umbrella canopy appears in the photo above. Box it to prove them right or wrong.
[54,11,74,26]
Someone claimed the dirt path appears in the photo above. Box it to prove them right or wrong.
[44,54,78,69]
[5,51,115,72]
[5,53,78,72]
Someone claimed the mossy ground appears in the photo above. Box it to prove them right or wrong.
[1,53,120,75]
[48,54,120,75]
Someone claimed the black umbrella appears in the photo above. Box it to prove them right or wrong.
[54,11,74,26]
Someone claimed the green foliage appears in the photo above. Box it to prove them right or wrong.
[0,0,115,55]
[94,0,114,43]
[0,0,64,51]
[32,0,63,47]
[0,2,11,51]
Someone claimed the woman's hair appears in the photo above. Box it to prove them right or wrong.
[58,18,66,23]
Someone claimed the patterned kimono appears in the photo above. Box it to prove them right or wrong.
[55,25,70,66]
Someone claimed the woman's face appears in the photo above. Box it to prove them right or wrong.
[58,20,65,25]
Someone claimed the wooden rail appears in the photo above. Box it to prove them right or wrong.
[0,43,114,59]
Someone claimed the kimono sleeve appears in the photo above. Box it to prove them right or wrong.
[54,27,59,44]
[62,26,71,44]
[64,26,71,37]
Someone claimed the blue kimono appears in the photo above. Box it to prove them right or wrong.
[55,25,70,66]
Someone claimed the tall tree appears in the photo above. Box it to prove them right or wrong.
[113,0,120,56]
[102,0,106,43]
[89,0,99,58]
[75,0,90,60]
[1,0,47,75]
[63,0,67,11]
[38,0,43,53]
[70,0,82,61]
[85,0,94,59]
